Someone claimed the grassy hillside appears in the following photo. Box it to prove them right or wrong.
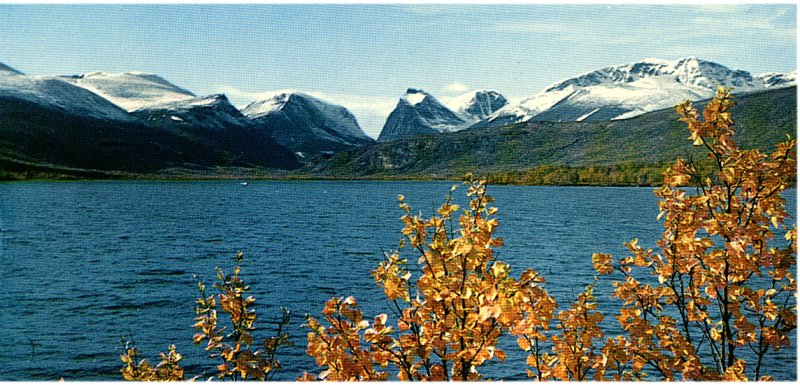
[304,87,796,185]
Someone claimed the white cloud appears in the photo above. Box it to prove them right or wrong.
[495,20,647,46]
[441,82,470,93]
[495,5,795,50]
[495,21,569,35]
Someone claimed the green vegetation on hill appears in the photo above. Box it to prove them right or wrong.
[306,87,797,185]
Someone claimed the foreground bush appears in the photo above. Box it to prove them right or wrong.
[589,88,796,380]
[120,252,290,381]
[302,175,558,380]
[302,88,796,381]
[121,88,795,381]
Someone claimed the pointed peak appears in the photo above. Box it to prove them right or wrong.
[677,55,701,62]
[251,89,315,104]
[402,88,431,106]
[242,94,290,118]
[671,56,727,69]
[446,89,508,120]
[471,89,505,98]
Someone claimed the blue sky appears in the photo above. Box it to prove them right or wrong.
[0,4,795,138]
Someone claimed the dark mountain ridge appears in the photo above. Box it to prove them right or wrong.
[243,92,374,157]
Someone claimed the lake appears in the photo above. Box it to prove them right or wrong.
[0,180,795,380]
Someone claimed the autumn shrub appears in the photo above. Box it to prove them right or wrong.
[303,87,795,381]
[120,252,291,381]
[590,87,796,380]
[302,175,559,380]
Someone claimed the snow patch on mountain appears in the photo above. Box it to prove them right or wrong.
[403,91,427,106]
[446,89,508,121]
[576,108,600,122]
[243,91,372,142]
[486,86,574,123]
[0,72,136,122]
[239,90,294,118]
[759,71,797,88]
[60,72,195,112]
[150,94,230,110]
[485,57,796,125]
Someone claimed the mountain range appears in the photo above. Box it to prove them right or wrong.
[477,57,795,128]
[0,57,795,180]
[377,88,508,142]
[307,86,797,183]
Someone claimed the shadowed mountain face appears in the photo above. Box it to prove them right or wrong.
[378,88,468,142]
[0,94,191,172]
[0,69,300,173]
[0,63,23,75]
[447,90,508,121]
[243,92,374,157]
[1,57,795,179]
[307,87,797,178]
[131,94,301,169]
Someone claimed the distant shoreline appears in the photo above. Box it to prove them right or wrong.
[2,159,796,188]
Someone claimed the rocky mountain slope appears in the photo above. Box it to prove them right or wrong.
[242,91,374,157]
[378,88,468,142]
[131,94,300,168]
[446,89,508,121]
[478,57,796,128]
[1,57,795,180]
[307,86,796,179]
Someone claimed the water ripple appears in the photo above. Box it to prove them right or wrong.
[0,181,794,380]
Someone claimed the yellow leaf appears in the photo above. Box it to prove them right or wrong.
[517,337,531,351]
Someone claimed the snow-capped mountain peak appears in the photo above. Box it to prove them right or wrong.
[669,56,756,90]
[240,90,299,119]
[60,72,195,112]
[377,88,468,142]
[759,71,797,88]
[543,56,762,94]
[401,88,430,106]
[446,89,508,121]
[242,90,373,154]
[481,57,796,127]
[148,93,232,110]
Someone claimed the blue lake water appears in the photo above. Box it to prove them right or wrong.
[0,181,795,380]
